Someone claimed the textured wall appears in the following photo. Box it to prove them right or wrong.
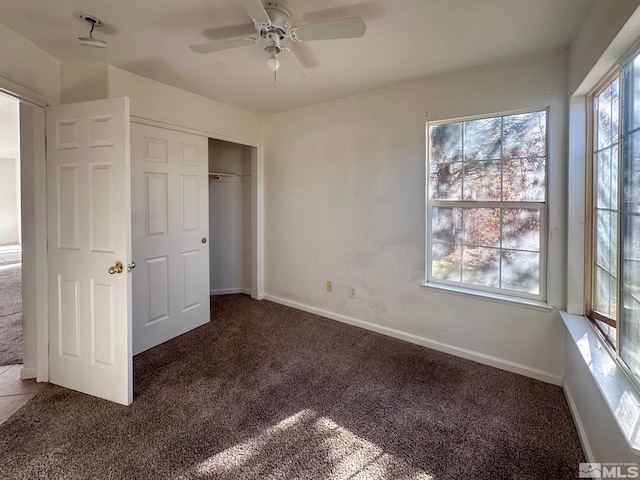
[263,50,569,382]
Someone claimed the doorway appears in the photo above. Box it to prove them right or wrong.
[0,92,22,367]
[208,138,254,297]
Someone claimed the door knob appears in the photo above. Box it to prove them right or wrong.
[127,262,136,272]
[108,262,124,274]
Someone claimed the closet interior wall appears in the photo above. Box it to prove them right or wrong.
[208,138,251,295]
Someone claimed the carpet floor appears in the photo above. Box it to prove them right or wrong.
[0,264,22,365]
[0,294,584,479]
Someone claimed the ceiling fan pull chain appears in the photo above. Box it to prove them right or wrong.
[274,68,278,93]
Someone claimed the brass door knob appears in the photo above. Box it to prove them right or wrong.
[127,262,136,272]
[108,262,124,274]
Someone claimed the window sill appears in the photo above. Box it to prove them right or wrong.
[422,282,553,312]
[560,311,640,456]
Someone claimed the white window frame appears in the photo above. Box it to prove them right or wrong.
[587,46,640,385]
[587,69,620,347]
[424,109,549,304]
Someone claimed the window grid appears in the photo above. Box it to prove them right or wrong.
[588,54,640,380]
[426,110,547,301]
[428,206,545,296]
[590,75,620,336]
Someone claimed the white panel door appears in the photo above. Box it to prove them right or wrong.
[46,97,133,405]
[131,123,209,355]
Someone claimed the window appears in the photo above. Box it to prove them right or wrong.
[590,51,640,379]
[426,110,547,302]
[591,74,619,345]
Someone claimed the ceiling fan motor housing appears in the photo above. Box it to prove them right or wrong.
[262,3,291,40]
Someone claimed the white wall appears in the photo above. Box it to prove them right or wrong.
[262,49,569,383]
[108,65,262,145]
[60,63,109,105]
[569,0,640,95]
[208,139,252,295]
[60,63,262,145]
[0,93,20,245]
[564,1,640,464]
[0,23,59,103]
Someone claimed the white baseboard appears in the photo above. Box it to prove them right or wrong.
[263,294,562,386]
[563,378,595,463]
[20,366,37,380]
[211,288,251,296]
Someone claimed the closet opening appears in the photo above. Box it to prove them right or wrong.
[208,138,254,297]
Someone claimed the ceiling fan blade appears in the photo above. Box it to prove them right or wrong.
[279,49,307,80]
[189,37,257,54]
[237,0,271,24]
[290,17,366,42]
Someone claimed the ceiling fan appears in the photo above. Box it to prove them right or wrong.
[189,0,366,81]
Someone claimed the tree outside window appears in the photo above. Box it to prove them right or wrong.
[427,110,547,301]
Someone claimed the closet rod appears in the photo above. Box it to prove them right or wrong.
[208,172,250,181]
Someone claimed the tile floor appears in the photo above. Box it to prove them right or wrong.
[0,365,43,425]
[0,244,21,266]
[0,246,35,424]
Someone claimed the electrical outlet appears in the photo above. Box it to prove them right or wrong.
[326,281,332,292]
[349,286,356,298]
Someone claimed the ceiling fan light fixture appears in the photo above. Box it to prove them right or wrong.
[75,12,107,48]
[266,51,280,71]
[78,36,107,48]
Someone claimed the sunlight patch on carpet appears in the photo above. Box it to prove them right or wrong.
[193,409,434,479]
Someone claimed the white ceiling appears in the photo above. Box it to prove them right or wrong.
[0,0,591,115]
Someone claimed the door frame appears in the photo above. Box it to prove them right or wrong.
[0,75,55,382]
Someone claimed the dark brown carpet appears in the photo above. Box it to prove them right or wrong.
[0,294,584,479]
[0,263,22,365]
